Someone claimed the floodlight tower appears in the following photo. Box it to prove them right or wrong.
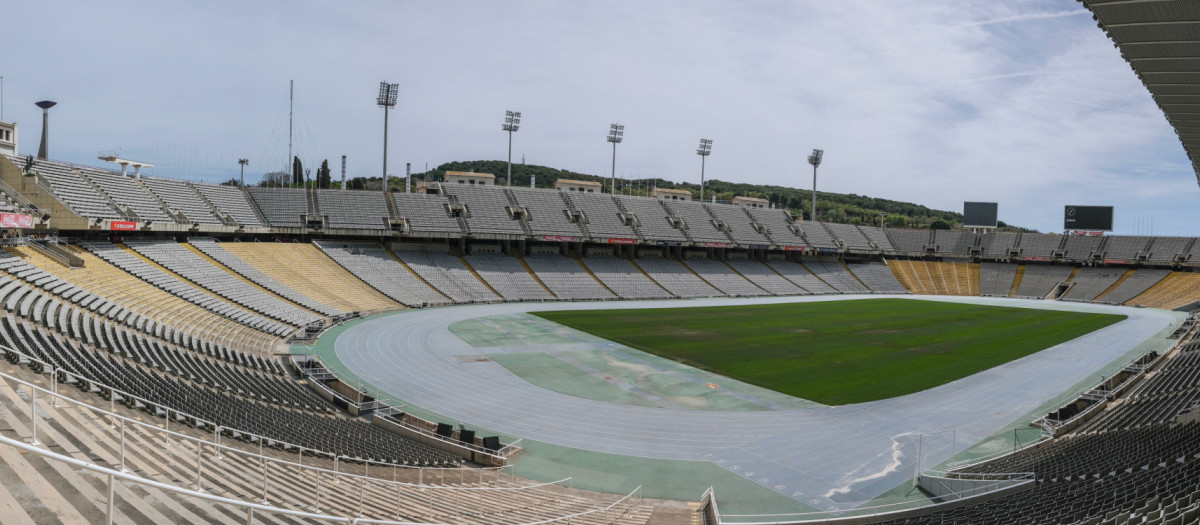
[807,148,824,221]
[697,138,713,202]
[35,101,56,160]
[607,123,624,193]
[502,110,521,186]
[377,81,399,193]
[238,158,249,187]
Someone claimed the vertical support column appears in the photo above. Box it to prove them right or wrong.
[28,387,38,446]
[106,473,116,525]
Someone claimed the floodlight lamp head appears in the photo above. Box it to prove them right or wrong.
[607,123,624,143]
[377,82,399,107]
[503,110,521,132]
[238,158,249,166]
[697,138,713,156]
[36,101,57,110]
[808,148,824,167]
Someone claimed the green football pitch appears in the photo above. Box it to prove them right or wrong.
[532,298,1125,405]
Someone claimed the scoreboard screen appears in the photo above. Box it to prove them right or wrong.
[963,202,998,228]
[1063,205,1113,231]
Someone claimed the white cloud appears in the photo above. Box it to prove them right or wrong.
[3,0,1195,234]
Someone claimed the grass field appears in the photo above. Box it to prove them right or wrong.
[532,299,1125,405]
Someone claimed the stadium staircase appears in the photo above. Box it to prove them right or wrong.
[514,256,558,298]
[75,169,136,222]
[574,258,621,297]
[629,260,677,298]
[838,260,871,291]
[1007,265,1025,298]
[611,197,645,243]
[132,177,186,225]
[219,243,400,314]
[699,204,737,245]
[0,362,657,524]
[457,256,506,298]
[1094,269,1135,303]
[559,192,591,239]
[180,242,319,315]
[239,186,271,227]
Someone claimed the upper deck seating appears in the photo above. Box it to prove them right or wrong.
[141,177,223,224]
[191,184,264,227]
[391,193,463,234]
[617,196,688,243]
[316,190,389,230]
[508,187,584,238]
[246,188,306,227]
[563,192,638,239]
[441,185,524,235]
[662,200,730,244]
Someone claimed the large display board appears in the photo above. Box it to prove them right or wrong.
[1063,205,1113,231]
[963,202,998,228]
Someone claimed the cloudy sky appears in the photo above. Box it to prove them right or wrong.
[3,0,1195,234]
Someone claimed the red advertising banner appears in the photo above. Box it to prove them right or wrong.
[540,235,577,242]
[783,245,806,251]
[110,221,138,231]
[1073,230,1104,237]
[1022,256,1047,262]
[0,213,32,229]
[606,238,636,245]
[1104,259,1128,265]
[703,242,728,248]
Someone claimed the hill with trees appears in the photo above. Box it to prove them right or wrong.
[393,160,1032,232]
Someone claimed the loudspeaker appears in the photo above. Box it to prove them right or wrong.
[435,423,453,437]
[482,436,501,451]
[459,429,476,444]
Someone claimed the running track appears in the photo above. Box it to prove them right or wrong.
[333,295,1175,511]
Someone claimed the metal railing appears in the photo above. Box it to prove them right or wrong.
[0,430,645,525]
[0,356,649,522]
[1,344,512,482]
[701,472,1034,524]
[290,353,521,462]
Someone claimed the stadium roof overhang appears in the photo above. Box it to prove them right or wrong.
[1082,0,1200,187]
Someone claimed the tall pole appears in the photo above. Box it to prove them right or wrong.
[341,155,346,191]
[697,138,712,202]
[502,111,521,186]
[1,76,4,121]
[288,80,293,185]
[610,141,617,193]
[382,104,389,186]
[607,123,623,194]
[378,82,399,194]
[238,158,248,187]
[811,164,817,220]
[807,149,823,221]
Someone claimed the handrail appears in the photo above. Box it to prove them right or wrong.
[0,355,655,523]
[2,362,538,491]
[0,433,356,524]
[0,344,509,480]
[707,473,1034,524]
[0,431,642,525]
[291,353,520,462]
[0,175,40,212]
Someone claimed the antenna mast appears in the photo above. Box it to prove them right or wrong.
[288,80,294,186]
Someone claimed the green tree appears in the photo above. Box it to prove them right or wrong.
[260,171,288,187]
[317,159,332,189]
[292,156,303,186]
